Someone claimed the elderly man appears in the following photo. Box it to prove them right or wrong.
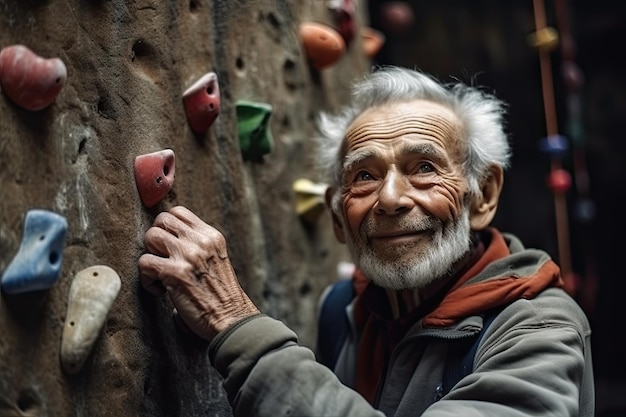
[138,66,594,416]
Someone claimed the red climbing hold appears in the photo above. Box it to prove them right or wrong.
[0,44,67,111]
[183,72,221,134]
[547,168,572,194]
[134,149,176,208]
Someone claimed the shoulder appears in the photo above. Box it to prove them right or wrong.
[481,287,592,358]
[504,288,590,332]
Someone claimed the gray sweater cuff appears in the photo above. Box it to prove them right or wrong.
[209,314,299,403]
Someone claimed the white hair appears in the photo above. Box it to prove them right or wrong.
[314,66,511,207]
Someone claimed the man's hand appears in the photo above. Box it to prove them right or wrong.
[138,206,260,341]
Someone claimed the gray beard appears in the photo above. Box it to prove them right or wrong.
[344,209,472,290]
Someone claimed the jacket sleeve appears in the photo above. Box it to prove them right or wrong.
[209,314,386,417]
[422,289,595,417]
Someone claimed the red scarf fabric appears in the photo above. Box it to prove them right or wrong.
[351,228,563,405]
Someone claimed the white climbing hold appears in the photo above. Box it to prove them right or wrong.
[61,265,121,374]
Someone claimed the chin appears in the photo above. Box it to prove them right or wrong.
[359,257,441,290]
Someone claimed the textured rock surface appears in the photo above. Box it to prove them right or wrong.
[0,1,368,415]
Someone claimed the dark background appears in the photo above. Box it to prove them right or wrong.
[367,1,626,415]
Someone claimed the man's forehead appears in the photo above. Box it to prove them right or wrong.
[349,99,456,127]
[342,99,462,155]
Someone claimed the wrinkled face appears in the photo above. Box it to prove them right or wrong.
[338,99,473,290]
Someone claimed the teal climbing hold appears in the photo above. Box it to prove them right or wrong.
[1,209,68,294]
[236,100,274,162]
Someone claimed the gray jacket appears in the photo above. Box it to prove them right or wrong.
[210,233,594,416]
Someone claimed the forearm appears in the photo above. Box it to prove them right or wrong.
[210,315,384,417]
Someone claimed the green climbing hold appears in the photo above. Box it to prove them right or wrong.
[236,100,274,162]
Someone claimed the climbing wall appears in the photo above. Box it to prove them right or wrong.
[0,1,371,415]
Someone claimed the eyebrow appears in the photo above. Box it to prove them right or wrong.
[400,142,446,160]
[343,148,380,174]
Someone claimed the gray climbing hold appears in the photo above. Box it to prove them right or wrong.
[61,265,121,374]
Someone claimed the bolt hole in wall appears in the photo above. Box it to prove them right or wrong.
[16,388,41,414]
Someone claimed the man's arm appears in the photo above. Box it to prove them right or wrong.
[138,205,384,417]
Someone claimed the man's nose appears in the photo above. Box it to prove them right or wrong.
[374,172,415,215]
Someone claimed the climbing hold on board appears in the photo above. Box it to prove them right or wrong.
[0,44,67,111]
[293,178,328,224]
[527,27,559,52]
[547,168,572,194]
[561,61,585,92]
[183,72,221,134]
[574,198,596,223]
[329,0,356,45]
[1,209,67,294]
[361,27,386,58]
[379,1,414,35]
[299,22,346,70]
[61,265,121,374]
[236,101,273,162]
[134,149,176,208]
[538,134,569,157]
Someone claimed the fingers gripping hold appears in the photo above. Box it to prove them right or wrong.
[138,206,260,341]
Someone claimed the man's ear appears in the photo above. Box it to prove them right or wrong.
[325,187,346,243]
[469,165,504,230]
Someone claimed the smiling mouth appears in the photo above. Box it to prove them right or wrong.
[369,230,430,245]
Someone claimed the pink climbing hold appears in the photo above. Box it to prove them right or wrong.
[330,0,356,45]
[0,44,67,111]
[183,72,221,134]
[134,149,176,208]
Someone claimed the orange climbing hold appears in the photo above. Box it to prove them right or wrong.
[299,22,346,70]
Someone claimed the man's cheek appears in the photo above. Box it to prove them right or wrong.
[418,189,461,220]
[344,199,368,235]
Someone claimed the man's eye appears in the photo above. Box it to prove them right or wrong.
[355,171,374,182]
[418,162,435,173]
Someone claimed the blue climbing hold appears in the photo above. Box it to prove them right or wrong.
[538,134,569,157]
[1,209,68,294]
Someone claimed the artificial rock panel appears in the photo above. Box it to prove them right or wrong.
[0,1,370,415]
